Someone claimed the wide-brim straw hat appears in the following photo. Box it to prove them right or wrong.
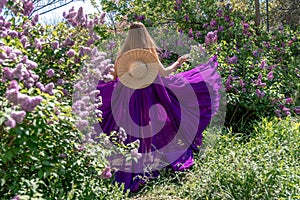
[115,49,159,89]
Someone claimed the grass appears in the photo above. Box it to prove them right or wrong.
[125,117,300,200]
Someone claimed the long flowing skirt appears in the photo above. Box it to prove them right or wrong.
[96,55,222,192]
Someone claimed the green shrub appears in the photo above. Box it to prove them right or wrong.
[130,117,300,199]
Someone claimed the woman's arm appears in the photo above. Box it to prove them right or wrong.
[158,56,188,77]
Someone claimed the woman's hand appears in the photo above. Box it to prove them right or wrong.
[175,54,190,69]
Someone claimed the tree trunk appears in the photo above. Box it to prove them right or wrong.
[255,0,260,27]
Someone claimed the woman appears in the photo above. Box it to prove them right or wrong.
[97,22,221,192]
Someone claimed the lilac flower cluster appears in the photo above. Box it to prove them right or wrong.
[227,55,238,65]
[205,30,218,46]
[135,14,145,21]
[254,73,266,87]
[101,167,112,179]
[63,7,105,47]
[6,88,43,111]
[7,0,34,16]
[174,0,182,11]
[72,48,113,134]
[0,0,8,13]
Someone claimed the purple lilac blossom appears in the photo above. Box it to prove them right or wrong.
[216,10,223,17]
[227,55,238,64]
[285,98,293,104]
[44,82,55,95]
[5,117,16,128]
[260,60,267,69]
[8,80,19,90]
[46,69,55,77]
[205,31,218,46]
[255,89,265,98]
[210,19,217,28]
[66,49,75,58]
[188,28,193,38]
[185,14,189,21]
[10,111,26,124]
[275,109,282,117]
[6,89,19,104]
[294,107,300,115]
[224,15,230,22]
[51,41,59,50]
[36,82,44,91]
[101,167,112,179]
[267,71,274,80]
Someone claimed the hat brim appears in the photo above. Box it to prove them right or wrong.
[116,49,160,89]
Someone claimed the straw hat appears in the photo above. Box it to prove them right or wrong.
[115,49,159,89]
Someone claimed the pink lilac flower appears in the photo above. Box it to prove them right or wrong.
[203,23,209,29]
[227,55,238,64]
[36,82,44,91]
[243,22,249,29]
[130,148,142,159]
[19,95,42,112]
[255,89,265,98]
[239,79,246,87]
[24,77,35,88]
[64,37,75,46]
[101,167,112,179]
[13,63,26,80]
[275,109,281,117]
[74,56,81,63]
[46,69,55,77]
[218,26,224,32]
[8,80,19,90]
[51,41,59,50]
[77,120,89,130]
[56,79,64,86]
[260,60,266,69]
[285,97,293,104]
[66,11,77,19]
[252,50,258,57]
[6,89,19,104]
[75,7,85,23]
[31,14,39,26]
[195,31,202,38]
[34,38,44,50]
[23,59,38,70]
[79,46,91,56]
[5,117,16,128]
[66,49,75,58]
[44,82,55,95]
[262,41,270,48]
[294,107,300,115]
[22,0,35,16]
[210,19,217,28]
[174,0,182,10]
[3,67,14,80]
[10,111,26,124]
[8,30,18,38]
[188,28,193,38]
[216,10,223,17]
[224,15,230,22]
[20,36,28,48]
[205,31,218,46]
[267,71,274,80]
[185,14,189,22]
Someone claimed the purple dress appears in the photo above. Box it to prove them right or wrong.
[96,56,222,192]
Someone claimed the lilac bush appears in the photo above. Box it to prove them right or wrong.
[0,1,126,199]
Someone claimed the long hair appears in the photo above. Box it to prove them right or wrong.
[117,22,160,61]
